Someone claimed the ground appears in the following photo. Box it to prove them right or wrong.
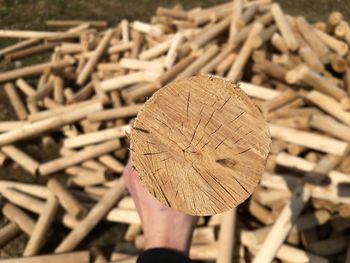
[0,0,349,259]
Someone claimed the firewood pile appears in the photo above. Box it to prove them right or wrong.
[0,0,350,262]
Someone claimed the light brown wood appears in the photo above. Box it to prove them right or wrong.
[24,194,59,256]
[306,90,350,126]
[48,178,87,219]
[2,203,35,236]
[1,145,39,175]
[131,75,270,215]
[0,222,20,248]
[55,179,126,253]
[252,186,310,263]
[0,251,90,263]
[269,123,348,155]
[217,208,236,263]
[4,83,28,121]
[271,4,298,51]
[47,20,107,27]
[295,16,331,63]
[227,22,263,81]
[0,101,102,146]
[0,60,72,83]
[77,29,114,85]
[1,188,45,214]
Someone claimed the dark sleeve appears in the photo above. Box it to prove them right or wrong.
[137,248,194,263]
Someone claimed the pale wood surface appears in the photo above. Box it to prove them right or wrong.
[131,75,270,215]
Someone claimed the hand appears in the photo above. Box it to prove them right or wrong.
[123,160,198,255]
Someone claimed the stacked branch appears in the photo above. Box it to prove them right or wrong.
[0,0,350,262]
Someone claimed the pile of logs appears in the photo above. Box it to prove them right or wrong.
[0,0,350,262]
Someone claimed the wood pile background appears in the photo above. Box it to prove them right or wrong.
[0,0,350,262]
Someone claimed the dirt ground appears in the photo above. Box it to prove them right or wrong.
[0,0,349,259]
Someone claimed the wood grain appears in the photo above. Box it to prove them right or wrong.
[131,75,271,215]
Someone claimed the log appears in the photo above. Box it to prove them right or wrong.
[4,83,28,121]
[295,16,331,63]
[310,114,350,142]
[63,125,130,149]
[227,22,263,81]
[0,251,90,263]
[252,186,310,263]
[2,203,35,235]
[47,20,107,27]
[306,90,350,126]
[0,38,40,58]
[77,29,114,85]
[0,222,20,249]
[271,3,298,51]
[131,75,271,215]
[1,145,39,175]
[55,179,126,253]
[0,101,102,146]
[1,188,44,214]
[39,139,121,175]
[88,104,143,122]
[48,178,87,219]
[23,194,59,256]
[0,60,72,83]
[217,209,236,263]
[269,123,348,155]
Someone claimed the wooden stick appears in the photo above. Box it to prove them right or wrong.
[0,60,71,83]
[139,38,172,60]
[0,38,40,58]
[2,203,35,235]
[55,179,126,253]
[1,145,39,175]
[4,82,28,121]
[0,222,20,248]
[295,16,331,63]
[16,78,36,96]
[271,32,289,53]
[315,28,349,56]
[229,0,243,41]
[199,44,234,74]
[23,194,59,256]
[5,42,57,62]
[100,71,159,92]
[216,208,236,263]
[271,3,298,51]
[310,114,350,142]
[39,139,121,175]
[269,123,348,155]
[47,20,107,27]
[306,90,350,126]
[48,178,87,219]
[63,125,129,149]
[0,30,66,38]
[77,29,114,85]
[177,45,220,79]
[239,82,280,100]
[0,180,49,199]
[260,89,299,114]
[328,11,343,26]
[191,16,231,50]
[0,101,102,146]
[0,251,90,263]
[252,186,310,263]
[227,22,263,81]
[1,188,44,214]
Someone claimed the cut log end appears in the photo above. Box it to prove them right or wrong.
[130,75,271,215]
